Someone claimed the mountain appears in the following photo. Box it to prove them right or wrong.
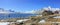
[0,8,37,19]
[0,8,15,14]
[35,6,60,15]
[0,6,60,19]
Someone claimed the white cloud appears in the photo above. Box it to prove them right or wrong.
[22,10,36,14]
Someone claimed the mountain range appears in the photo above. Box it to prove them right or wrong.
[0,6,60,19]
[0,8,36,19]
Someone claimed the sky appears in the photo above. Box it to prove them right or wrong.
[0,0,60,13]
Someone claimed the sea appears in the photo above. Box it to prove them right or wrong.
[0,13,37,19]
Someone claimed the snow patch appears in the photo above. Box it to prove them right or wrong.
[53,16,60,18]
[39,20,45,23]
[16,19,29,23]
[0,22,9,25]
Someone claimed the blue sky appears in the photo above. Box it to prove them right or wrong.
[0,0,60,12]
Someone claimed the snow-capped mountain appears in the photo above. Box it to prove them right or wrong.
[35,6,60,15]
[0,8,15,13]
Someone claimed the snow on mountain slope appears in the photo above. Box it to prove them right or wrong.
[0,8,15,13]
[36,6,60,14]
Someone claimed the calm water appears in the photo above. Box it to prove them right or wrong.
[0,13,36,19]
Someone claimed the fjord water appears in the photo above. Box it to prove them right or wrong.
[0,13,36,19]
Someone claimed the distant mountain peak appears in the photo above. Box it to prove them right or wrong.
[0,8,15,13]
